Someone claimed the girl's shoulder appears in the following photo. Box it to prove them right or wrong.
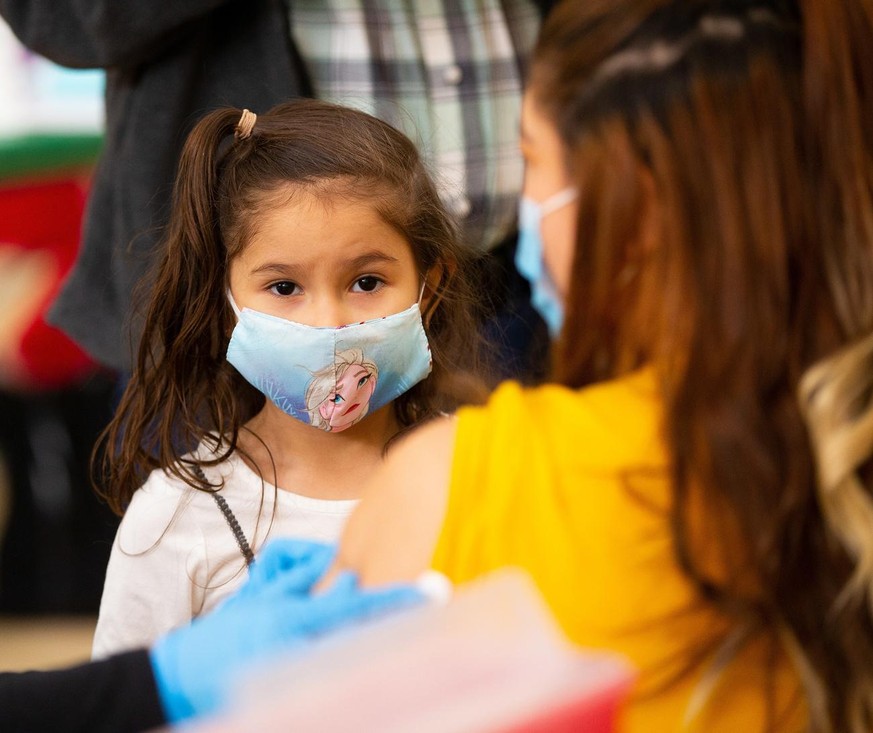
[116,472,195,556]
[135,438,236,497]
[116,439,245,553]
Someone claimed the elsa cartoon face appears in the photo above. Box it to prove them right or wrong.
[319,363,377,431]
[305,348,379,432]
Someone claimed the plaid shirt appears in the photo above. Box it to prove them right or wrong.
[287,0,540,252]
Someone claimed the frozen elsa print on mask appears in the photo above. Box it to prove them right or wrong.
[226,294,432,433]
[306,349,377,432]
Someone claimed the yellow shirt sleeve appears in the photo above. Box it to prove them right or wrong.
[432,371,671,638]
[430,372,805,733]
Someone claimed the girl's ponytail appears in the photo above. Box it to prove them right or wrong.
[159,107,242,366]
[168,108,243,288]
[96,108,248,514]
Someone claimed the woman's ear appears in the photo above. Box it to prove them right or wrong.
[420,260,454,327]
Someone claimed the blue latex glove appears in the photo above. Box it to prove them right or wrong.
[149,539,423,723]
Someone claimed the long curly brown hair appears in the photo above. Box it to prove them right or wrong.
[95,99,489,516]
[534,1,873,730]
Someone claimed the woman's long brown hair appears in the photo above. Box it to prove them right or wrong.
[94,99,488,516]
[535,1,873,730]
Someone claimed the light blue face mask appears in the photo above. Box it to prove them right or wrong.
[226,293,432,433]
[515,187,578,338]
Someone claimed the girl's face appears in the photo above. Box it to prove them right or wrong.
[520,90,578,299]
[228,187,420,327]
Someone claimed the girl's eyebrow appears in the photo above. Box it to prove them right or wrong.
[249,251,399,276]
[250,262,306,277]
[346,251,400,270]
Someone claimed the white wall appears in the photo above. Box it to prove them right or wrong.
[0,18,104,137]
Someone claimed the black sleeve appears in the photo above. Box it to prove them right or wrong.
[0,0,232,68]
[0,649,166,733]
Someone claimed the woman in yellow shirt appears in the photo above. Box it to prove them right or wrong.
[337,1,873,731]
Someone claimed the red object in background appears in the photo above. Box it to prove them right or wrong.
[499,678,634,733]
[0,178,99,389]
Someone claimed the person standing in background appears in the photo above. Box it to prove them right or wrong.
[0,0,555,377]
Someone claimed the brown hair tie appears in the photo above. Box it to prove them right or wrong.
[235,109,257,140]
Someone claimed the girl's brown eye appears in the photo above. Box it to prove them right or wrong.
[355,276,380,292]
[272,281,296,295]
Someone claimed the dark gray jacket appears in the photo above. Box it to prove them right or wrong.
[0,0,556,371]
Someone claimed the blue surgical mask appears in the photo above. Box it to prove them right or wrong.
[515,187,578,337]
[226,292,432,433]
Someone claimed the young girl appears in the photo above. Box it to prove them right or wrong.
[90,99,485,658]
[335,1,873,731]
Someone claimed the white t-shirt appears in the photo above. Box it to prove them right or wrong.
[91,444,356,659]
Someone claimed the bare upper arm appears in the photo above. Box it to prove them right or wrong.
[333,416,458,587]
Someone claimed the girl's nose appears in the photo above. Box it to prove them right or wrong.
[305,296,351,329]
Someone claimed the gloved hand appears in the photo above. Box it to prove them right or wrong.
[149,539,423,723]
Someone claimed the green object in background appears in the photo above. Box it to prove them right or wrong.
[0,134,103,180]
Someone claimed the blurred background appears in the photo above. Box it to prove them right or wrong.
[0,16,120,670]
